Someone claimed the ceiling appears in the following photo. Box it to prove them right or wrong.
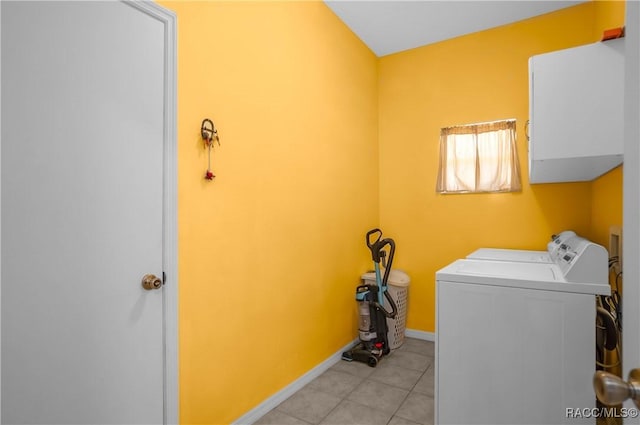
[324,1,587,57]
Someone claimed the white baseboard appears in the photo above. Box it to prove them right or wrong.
[405,328,435,341]
[232,338,359,425]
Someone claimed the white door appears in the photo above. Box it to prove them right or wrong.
[1,1,176,424]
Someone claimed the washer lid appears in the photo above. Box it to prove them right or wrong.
[436,258,610,296]
[467,248,551,263]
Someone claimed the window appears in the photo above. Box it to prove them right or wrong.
[435,119,521,194]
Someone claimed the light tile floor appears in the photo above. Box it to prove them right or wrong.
[255,338,435,425]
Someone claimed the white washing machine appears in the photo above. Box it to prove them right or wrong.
[467,230,576,263]
[435,237,610,425]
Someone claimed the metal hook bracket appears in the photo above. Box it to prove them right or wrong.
[201,118,220,146]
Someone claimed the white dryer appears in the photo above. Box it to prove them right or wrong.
[467,230,576,263]
[435,238,609,425]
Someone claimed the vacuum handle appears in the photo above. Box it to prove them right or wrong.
[379,238,395,284]
[366,228,382,252]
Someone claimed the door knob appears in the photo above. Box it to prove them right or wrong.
[594,370,640,408]
[141,274,162,290]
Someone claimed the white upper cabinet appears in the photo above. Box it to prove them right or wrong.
[528,38,625,184]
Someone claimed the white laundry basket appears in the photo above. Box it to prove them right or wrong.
[361,269,410,350]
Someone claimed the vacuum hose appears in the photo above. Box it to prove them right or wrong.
[375,291,397,319]
[372,237,398,319]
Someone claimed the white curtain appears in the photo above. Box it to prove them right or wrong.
[436,119,521,193]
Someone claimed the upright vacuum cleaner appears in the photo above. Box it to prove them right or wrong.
[342,229,398,367]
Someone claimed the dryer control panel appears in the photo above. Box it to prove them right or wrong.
[546,230,577,259]
[550,235,608,284]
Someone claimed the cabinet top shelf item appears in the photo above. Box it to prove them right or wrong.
[528,38,625,184]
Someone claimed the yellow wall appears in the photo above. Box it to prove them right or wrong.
[378,1,624,333]
[157,1,378,423]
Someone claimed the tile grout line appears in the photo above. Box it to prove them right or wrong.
[385,348,435,425]
[386,362,428,425]
[314,369,365,425]
[385,379,415,425]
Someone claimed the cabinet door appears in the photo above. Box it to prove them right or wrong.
[529,38,624,183]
